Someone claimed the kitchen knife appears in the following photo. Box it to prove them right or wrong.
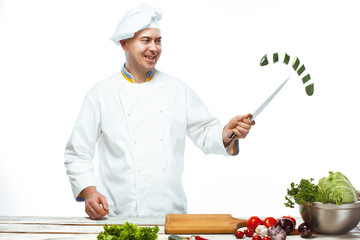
[228,76,290,139]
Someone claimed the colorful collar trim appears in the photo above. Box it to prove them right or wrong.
[121,65,156,83]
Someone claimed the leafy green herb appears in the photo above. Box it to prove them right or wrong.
[284,178,324,213]
[97,222,159,240]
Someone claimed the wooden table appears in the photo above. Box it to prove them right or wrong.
[0,216,359,240]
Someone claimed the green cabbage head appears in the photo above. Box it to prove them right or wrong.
[318,171,357,205]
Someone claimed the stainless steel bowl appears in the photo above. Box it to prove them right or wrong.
[299,201,360,235]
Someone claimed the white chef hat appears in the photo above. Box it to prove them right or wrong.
[110,3,162,45]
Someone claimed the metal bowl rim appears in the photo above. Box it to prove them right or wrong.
[307,201,360,209]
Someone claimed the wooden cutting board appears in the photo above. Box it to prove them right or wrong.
[165,214,247,234]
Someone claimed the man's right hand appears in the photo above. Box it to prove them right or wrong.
[81,186,109,219]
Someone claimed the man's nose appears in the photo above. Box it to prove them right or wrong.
[148,41,157,51]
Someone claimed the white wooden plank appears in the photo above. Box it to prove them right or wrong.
[0,233,178,240]
[0,233,99,240]
[0,223,166,234]
[0,232,245,240]
[0,216,164,226]
[0,224,104,234]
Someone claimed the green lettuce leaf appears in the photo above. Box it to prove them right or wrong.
[318,171,357,205]
[97,222,159,240]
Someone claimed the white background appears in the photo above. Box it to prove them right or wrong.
[0,0,359,219]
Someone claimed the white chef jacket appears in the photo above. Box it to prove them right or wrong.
[64,67,239,217]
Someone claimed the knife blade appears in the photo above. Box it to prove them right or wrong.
[228,76,290,139]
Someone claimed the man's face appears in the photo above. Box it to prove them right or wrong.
[121,28,162,74]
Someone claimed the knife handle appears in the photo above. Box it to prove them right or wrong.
[227,116,253,139]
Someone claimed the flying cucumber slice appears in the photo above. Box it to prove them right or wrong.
[292,57,300,71]
[260,54,269,66]
[305,83,314,96]
[258,52,314,96]
[283,53,290,65]
[297,64,306,76]
[273,52,279,63]
[302,74,311,84]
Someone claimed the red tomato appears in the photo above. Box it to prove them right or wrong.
[263,217,277,228]
[252,235,262,240]
[245,228,255,237]
[282,215,296,227]
[247,216,263,230]
[235,230,244,239]
[262,237,271,240]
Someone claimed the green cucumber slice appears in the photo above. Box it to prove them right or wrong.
[305,83,314,96]
[283,53,290,65]
[292,57,300,71]
[302,74,311,84]
[273,52,279,63]
[260,54,269,66]
[297,64,306,76]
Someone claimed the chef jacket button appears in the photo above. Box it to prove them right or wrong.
[160,138,164,142]
[133,140,137,144]
[159,109,163,113]
[127,113,131,116]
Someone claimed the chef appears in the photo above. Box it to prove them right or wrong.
[64,4,254,220]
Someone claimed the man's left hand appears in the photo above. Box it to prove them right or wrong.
[223,113,255,147]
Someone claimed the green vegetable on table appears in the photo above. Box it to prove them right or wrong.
[97,222,159,240]
[168,235,189,240]
[285,171,358,213]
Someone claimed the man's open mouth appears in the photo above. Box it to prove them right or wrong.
[144,54,157,60]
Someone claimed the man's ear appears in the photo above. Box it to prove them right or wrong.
[120,40,127,51]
